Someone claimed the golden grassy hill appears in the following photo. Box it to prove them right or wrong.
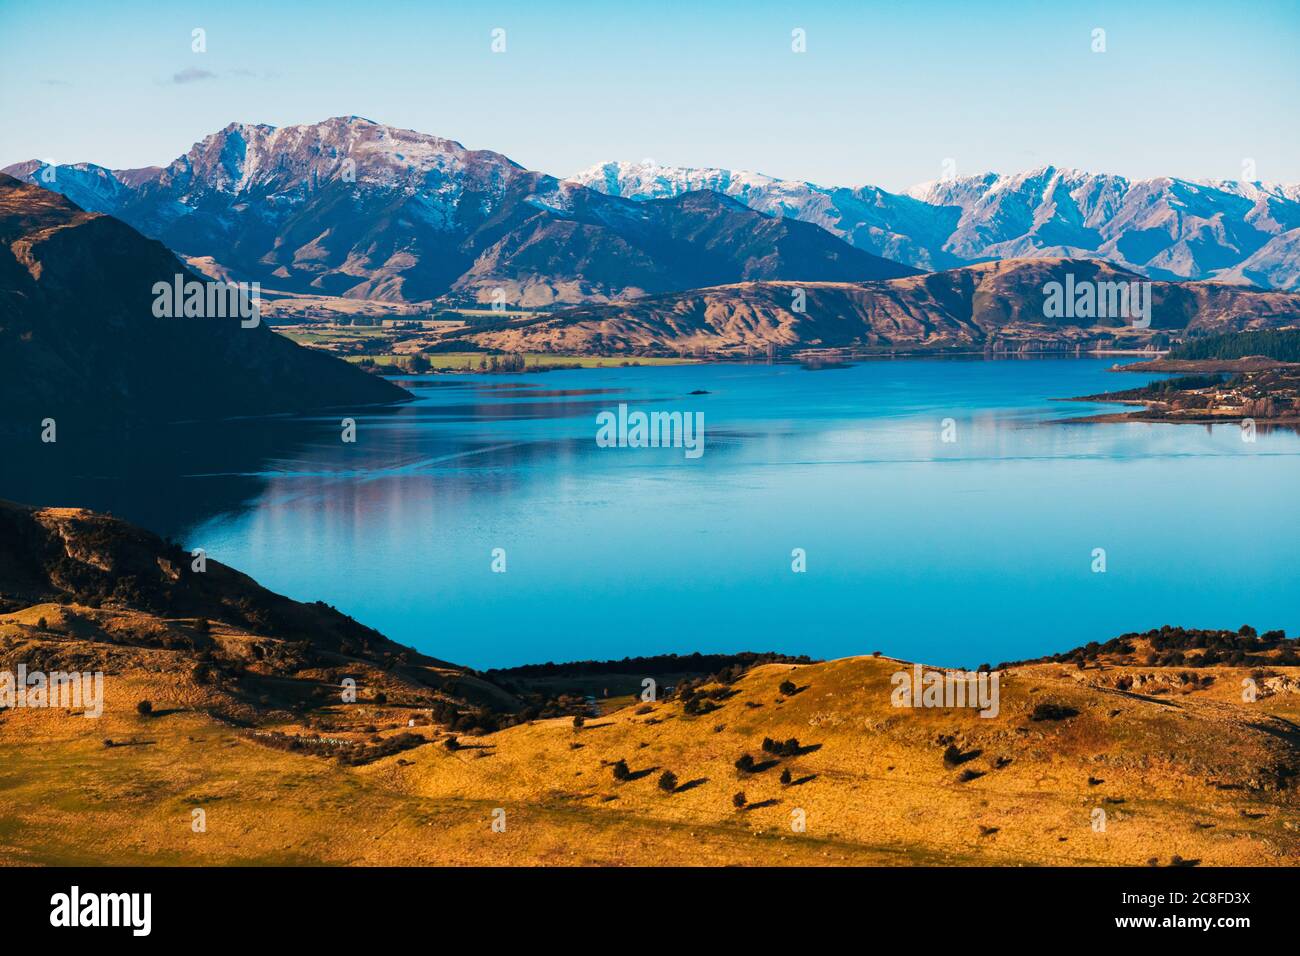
[2,622,1297,866]
[1,501,1297,866]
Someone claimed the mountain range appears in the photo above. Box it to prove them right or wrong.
[572,162,1300,291]
[1,117,914,308]
[6,116,1300,310]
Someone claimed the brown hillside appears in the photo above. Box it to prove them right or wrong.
[458,258,1300,356]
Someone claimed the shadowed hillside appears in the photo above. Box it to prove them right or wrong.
[0,500,515,720]
[0,173,408,432]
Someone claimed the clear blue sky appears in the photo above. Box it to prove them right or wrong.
[2,0,1297,190]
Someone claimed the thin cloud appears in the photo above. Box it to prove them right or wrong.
[172,67,217,85]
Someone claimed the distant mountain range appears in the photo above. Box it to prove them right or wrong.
[0,173,406,430]
[7,116,1299,311]
[572,162,1300,291]
[1,117,914,308]
[457,258,1300,357]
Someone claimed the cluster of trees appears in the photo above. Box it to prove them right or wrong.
[681,685,731,716]
[1242,396,1281,418]
[1015,624,1297,670]
[505,691,592,723]
[395,354,432,373]
[1169,329,1300,362]
[428,697,514,735]
[1145,373,1225,394]
[487,651,813,681]
[761,736,803,757]
[476,353,528,372]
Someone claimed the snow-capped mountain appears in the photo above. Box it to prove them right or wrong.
[571,160,962,271]
[571,162,1300,290]
[2,118,915,305]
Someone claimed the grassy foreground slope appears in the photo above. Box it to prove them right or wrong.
[0,504,1297,866]
[2,645,1298,866]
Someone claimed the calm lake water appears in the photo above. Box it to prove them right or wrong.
[13,358,1300,669]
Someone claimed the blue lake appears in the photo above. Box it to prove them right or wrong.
[162,357,1300,670]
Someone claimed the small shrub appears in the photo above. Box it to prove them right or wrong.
[444,735,460,751]
[374,692,387,705]
[572,714,585,730]
[658,770,678,793]
[612,759,631,781]
[1029,702,1079,722]
[780,768,792,785]
[779,680,797,696]
[734,754,755,773]
[732,791,747,809]
[136,700,153,716]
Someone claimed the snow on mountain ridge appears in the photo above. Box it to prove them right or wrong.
[165,116,505,199]
[575,159,1300,287]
